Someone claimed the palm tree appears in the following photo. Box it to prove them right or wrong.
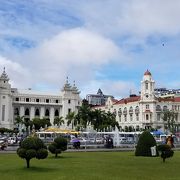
[15,115,24,132]
[53,116,64,128]
[66,112,76,129]
[75,99,92,130]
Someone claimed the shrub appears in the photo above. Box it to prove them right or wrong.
[135,131,158,157]
[48,137,67,157]
[157,144,174,162]
[17,136,48,168]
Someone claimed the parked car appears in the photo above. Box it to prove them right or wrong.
[7,137,16,145]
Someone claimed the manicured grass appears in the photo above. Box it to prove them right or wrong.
[0,151,179,180]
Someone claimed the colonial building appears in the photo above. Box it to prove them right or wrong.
[94,70,180,131]
[0,68,81,129]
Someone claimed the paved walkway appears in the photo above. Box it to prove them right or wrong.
[1,146,180,154]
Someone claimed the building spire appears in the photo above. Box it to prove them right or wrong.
[0,67,9,81]
[66,76,69,84]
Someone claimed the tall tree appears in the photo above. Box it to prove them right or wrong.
[66,112,76,129]
[162,110,178,133]
[53,116,64,128]
[75,99,92,130]
[32,118,51,130]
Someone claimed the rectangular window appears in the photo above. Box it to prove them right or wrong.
[68,108,71,114]
[16,97,19,101]
[136,114,139,121]
[68,99,71,104]
[124,115,127,121]
[2,105,5,121]
[36,99,39,102]
[130,114,133,121]
[119,116,121,122]
[46,99,49,103]
[146,104,149,109]
[56,100,59,103]
[146,83,148,90]
[157,113,161,121]
[26,98,29,102]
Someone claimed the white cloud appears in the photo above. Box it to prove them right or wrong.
[0,55,30,88]
[22,28,121,89]
[80,0,180,37]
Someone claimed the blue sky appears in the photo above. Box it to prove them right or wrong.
[0,0,180,99]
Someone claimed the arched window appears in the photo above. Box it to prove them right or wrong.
[113,109,117,115]
[156,105,161,111]
[45,109,49,117]
[14,108,19,116]
[118,108,122,116]
[163,106,168,111]
[146,114,149,120]
[123,107,127,114]
[129,106,133,114]
[135,106,139,114]
[25,108,30,116]
[54,109,59,117]
[35,108,40,116]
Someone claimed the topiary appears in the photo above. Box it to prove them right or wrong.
[157,144,174,162]
[135,131,159,157]
[48,137,67,158]
[17,136,48,168]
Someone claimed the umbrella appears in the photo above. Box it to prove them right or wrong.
[152,130,164,135]
[71,138,80,143]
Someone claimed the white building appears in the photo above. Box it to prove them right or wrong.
[95,70,180,131]
[0,68,81,129]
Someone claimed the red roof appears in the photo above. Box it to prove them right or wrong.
[144,70,151,76]
[114,96,140,105]
[158,97,180,102]
[174,97,180,102]
[112,99,119,103]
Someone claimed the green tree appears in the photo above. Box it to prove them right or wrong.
[32,118,51,131]
[53,116,64,128]
[91,110,119,132]
[48,137,67,158]
[66,112,76,129]
[74,99,92,130]
[17,136,48,168]
[162,110,178,133]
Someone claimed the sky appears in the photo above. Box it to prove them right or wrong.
[0,0,180,99]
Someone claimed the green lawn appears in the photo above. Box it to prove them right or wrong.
[0,151,179,180]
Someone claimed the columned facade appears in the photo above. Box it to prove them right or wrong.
[95,70,180,131]
[0,69,81,129]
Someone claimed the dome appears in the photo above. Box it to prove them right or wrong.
[144,70,151,76]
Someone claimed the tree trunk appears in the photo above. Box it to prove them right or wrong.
[163,158,165,163]
[26,159,30,168]
[55,153,58,158]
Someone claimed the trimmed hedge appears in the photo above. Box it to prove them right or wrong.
[135,131,158,157]
[17,136,48,168]
[157,144,174,162]
[48,137,67,158]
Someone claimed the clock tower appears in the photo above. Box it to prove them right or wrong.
[140,70,155,102]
